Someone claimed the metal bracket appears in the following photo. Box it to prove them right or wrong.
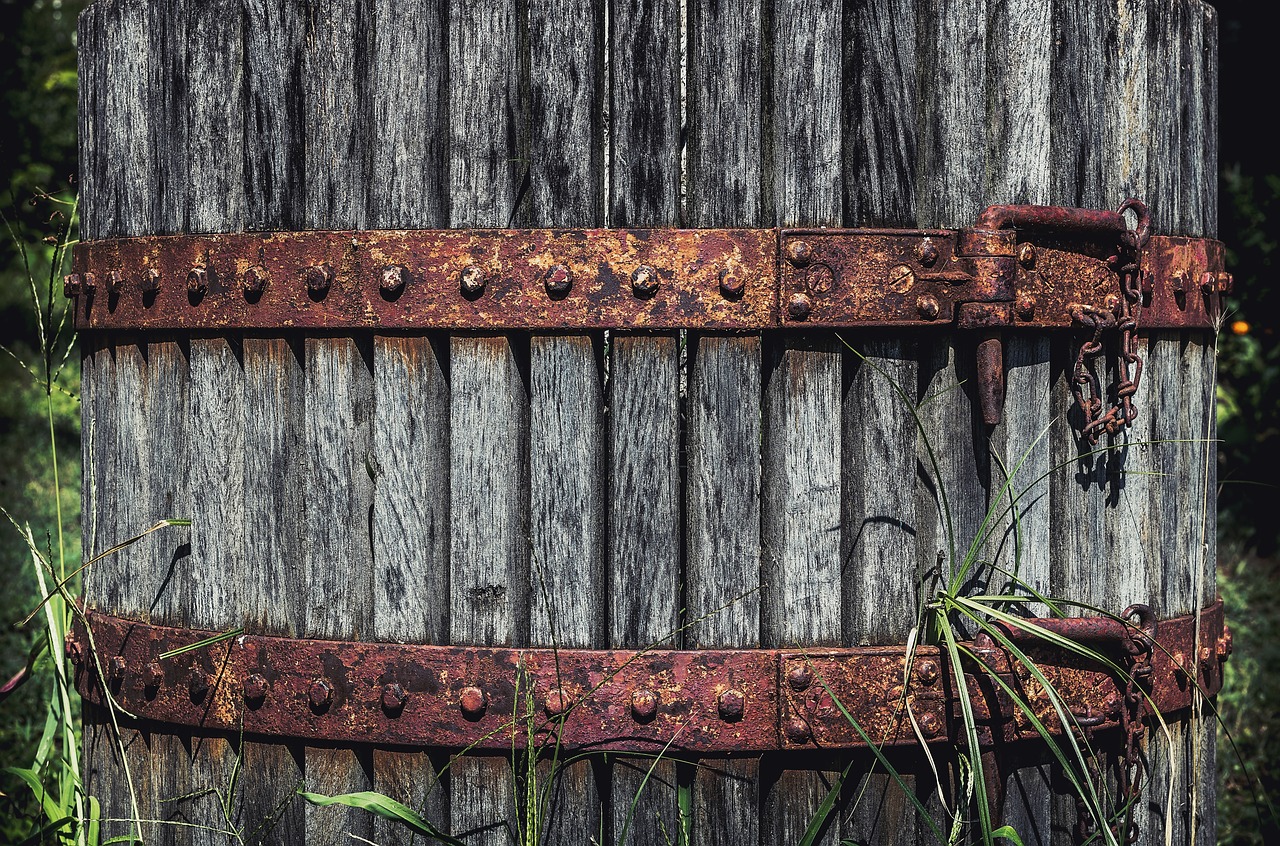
[70,599,1227,754]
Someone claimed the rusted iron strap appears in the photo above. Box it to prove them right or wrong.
[70,600,1226,753]
[65,228,1226,332]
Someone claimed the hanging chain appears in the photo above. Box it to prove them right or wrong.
[1070,199,1151,445]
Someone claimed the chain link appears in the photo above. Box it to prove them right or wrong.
[1070,199,1151,445]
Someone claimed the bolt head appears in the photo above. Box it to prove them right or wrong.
[1219,627,1234,658]
[143,661,164,689]
[381,264,410,295]
[630,264,659,296]
[63,273,83,297]
[544,687,570,718]
[243,265,268,295]
[105,270,124,293]
[459,265,486,296]
[1219,271,1234,294]
[64,635,81,665]
[786,664,813,692]
[916,660,940,686]
[459,685,487,720]
[543,264,572,297]
[109,655,127,681]
[1172,272,1188,293]
[717,688,745,722]
[382,683,407,713]
[918,711,942,739]
[1016,296,1036,321]
[1017,242,1037,269]
[1172,651,1188,677]
[787,293,812,321]
[1198,272,1215,294]
[305,264,333,294]
[630,688,658,722]
[187,267,208,296]
[719,268,744,298]
[916,295,940,320]
[244,673,268,703]
[140,268,161,293]
[783,717,812,744]
[1199,645,1212,665]
[917,238,940,267]
[308,678,333,710]
[82,272,97,293]
[887,264,916,294]
[784,240,812,267]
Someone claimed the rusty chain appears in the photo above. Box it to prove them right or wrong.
[1070,199,1151,445]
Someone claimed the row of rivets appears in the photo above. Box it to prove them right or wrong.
[66,263,748,301]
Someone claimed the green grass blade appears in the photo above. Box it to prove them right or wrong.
[298,791,465,845]
[158,628,243,660]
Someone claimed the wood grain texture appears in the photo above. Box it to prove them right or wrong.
[244,0,305,230]
[186,0,245,233]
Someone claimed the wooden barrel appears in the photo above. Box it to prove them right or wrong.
[75,1,1220,844]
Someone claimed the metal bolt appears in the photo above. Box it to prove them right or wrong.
[305,264,333,295]
[1198,272,1215,294]
[382,683,407,713]
[784,240,812,267]
[1017,243,1037,269]
[787,293,812,321]
[243,266,268,295]
[786,664,813,692]
[1173,651,1188,678]
[1173,272,1188,294]
[188,671,210,701]
[105,270,124,293]
[381,264,410,295]
[308,678,333,710]
[244,673,268,703]
[783,717,812,744]
[64,635,81,666]
[143,662,164,689]
[916,239,940,267]
[630,689,658,722]
[543,264,572,297]
[109,655,127,682]
[1103,694,1122,716]
[1199,645,1212,666]
[140,268,161,294]
[63,273,83,297]
[888,264,915,294]
[459,265,486,296]
[631,264,659,296]
[1016,296,1036,321]
[717,688,745,722]
[719,268,744,298]
[187,267,208,296]
[459,685,487,720]
[82,272,97,293]
[918,711,942,739]
[916,660,939,686]
[1218,628,1234,658]
[1219,271,1234,294]
[916,295,940,320]
[544,687,570,718]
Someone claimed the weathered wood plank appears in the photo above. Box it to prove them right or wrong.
[301,336,375,846]
[185,0,245,233]
[1050,0,1108,211]
[1104,0,1149,202]
[243,0,304,230]
[1201,3,1219,239]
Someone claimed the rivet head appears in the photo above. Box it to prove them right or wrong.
[630,689,658,722]
[1103,694,1122,717]
[143,661,164,689]
[784,240,812,267]
[140,268,161,294]
[1219,628,1234,658]
[718,268,745,298]
[916,660,940,686]
[187,267,208,295]
[917,239,940,267]
[105,270,124,293]
[243,673,268,703]
[381,264,410,295]
[305,264,333,295]
[918,711,942,739]
[243,265,268,295]
[916,295,940,320]
[459,685,487,720]
[188,671,211,701]
[543,264,572,297]
[308,678,333,710]
[460,265,486,296]
[109,655,127,682]
[64,635,81,666]
[783,717,812,744]
[1199,645,1212,665]
[81,272,97,293]
[1219,271,1234,294]
[787,293,812,321]
[1015,296,1036,321]
[1173,272,1188,294]
[544,687,570,718]
[1173,651,1188,678]
[786,664,813,692]
[1017,243,1037,269]
[63,273,83,297]
[717,688,745,722]
[1198,272,1214,294]
[888,264,915,294]
[382,683,407,714]
[631,265,659,296]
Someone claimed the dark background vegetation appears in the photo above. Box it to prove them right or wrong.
[0,0,1275,841]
